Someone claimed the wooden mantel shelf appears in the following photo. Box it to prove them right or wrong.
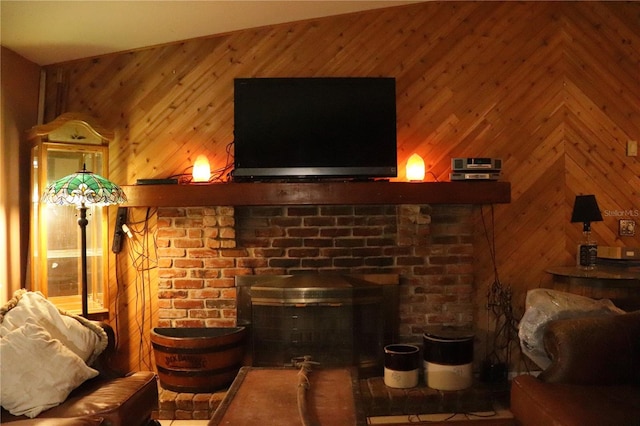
[121,181,510,207]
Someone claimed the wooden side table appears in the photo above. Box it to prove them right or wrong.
[545,265,640,311]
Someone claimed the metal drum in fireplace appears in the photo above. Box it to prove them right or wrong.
[236,274,399,376]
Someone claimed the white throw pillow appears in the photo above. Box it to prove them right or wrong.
[0,291,101,363]
[0,320,99,418]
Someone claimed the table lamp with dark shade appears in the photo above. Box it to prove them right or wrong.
[570,195,603,269]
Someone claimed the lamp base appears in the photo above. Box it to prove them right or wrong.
[577,243,598,270]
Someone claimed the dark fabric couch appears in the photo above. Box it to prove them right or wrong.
[1,322,159,426]
[511,311,640,426]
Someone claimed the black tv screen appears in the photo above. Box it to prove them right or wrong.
[233,77,397,181]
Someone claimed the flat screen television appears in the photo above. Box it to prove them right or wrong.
[233,77,397,181]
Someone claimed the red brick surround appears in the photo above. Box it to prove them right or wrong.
[156,204,474,342]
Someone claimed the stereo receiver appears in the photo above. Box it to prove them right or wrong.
[451,158,502,171]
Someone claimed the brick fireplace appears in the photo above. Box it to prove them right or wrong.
[156,203,475,343]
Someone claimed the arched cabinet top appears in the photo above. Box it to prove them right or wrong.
[28,112,114,145]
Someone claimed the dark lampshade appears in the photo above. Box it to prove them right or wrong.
[570,195,603,232]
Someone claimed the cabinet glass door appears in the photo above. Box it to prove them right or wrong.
[31,143,108,314]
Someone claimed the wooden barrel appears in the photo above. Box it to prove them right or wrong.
[151,327,247,393]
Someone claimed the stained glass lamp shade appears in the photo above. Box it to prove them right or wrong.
[41,165,126,316]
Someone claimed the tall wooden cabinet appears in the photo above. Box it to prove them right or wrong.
[29,113,113,315]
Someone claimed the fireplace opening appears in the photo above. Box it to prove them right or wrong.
[236,274,399,376]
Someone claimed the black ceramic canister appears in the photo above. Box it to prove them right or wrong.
[384,344,420,388]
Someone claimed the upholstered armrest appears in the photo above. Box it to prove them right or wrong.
[3,417,104,425]
[538,311,640,385]
[89,321,121,379]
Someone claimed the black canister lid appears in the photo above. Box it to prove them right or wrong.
[423,327,474,365]
[423,326,474,341]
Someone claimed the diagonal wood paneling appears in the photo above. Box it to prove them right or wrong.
[562,1,640,255]
[42,1,640,371]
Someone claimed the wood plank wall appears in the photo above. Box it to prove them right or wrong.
[43,1,639,372]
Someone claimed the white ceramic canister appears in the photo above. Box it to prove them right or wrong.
[423,327,474,391]
[383,344,420,389]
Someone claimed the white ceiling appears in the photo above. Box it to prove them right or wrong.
[1,1,421,66]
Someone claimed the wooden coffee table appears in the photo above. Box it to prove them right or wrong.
[209,367,365,425]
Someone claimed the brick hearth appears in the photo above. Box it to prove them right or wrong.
[155,376,508,421]
[156,384,227,420]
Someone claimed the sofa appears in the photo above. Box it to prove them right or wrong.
[0,290,159,425]
[511,310,640,426]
